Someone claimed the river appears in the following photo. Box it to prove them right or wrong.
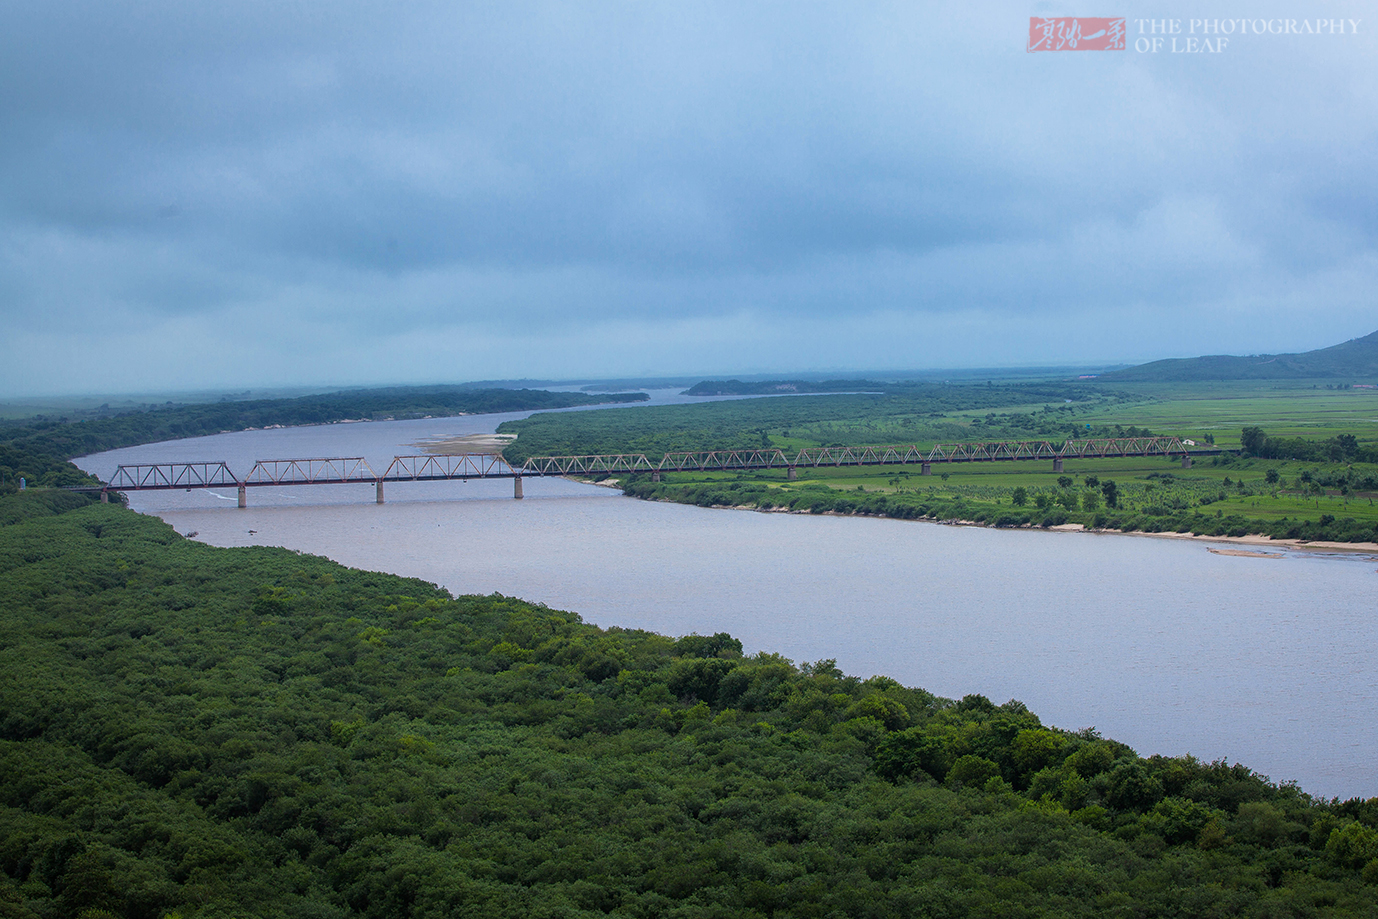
[76,392,1378,800]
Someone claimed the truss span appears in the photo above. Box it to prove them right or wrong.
[628,436,1199,472]
[101,437,1216,498]
[105,462,239,490]
[519,454,659,476]
[383,454,517,480]
[246,457,377,486]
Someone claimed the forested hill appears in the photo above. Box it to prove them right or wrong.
[0,386,648,492]
[2,492,1377,918]
[1103,329,1378,382]
[683,380,885,396]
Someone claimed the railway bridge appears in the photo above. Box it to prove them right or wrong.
[96,436,1220,507]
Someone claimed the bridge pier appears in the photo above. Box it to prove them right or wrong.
[921,463,931,476]
[1053,458,1064,473]
[376,480,385,504]
[1181,455,1192,469]
[513,476,523,499]
[100,490,109,504]
[237,484,247,508]
[652,472,660,482]
[787,467,798,481]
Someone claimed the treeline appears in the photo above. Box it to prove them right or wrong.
[0,443,98,492]
[2,495,1376,917]
[1241,427,1378,464]
[622,476,1378,544]
[0,387,647,494]
[970,409,1158,440]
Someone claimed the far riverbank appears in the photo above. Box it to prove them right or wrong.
[616,474,1378,550]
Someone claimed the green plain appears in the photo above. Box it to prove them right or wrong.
[506,379,1378,540]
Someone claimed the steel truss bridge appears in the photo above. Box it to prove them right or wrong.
[95,436,1219,507]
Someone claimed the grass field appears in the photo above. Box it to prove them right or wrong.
[509,378,1378,541]
[660,383,1378,455]
[645,454,1378,529]
[1073,382,1378,445]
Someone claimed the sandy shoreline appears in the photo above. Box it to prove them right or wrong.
[1116,528,1378,556]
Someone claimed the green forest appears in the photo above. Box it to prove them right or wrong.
[2,493,1378,918]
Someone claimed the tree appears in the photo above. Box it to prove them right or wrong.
[1106,761,1163,811]
[675,632,743,659]
[1101,480,1119,508]
[947,754,1001,788]
[667,657,738,704]
[1011,487,1028,507]
[1240,427,1267,456]
[847,694,910,731]
[1011,729,1063,777]
[874,728,954,782]
[1057,476,1073,489]
[1326,821,1378,870]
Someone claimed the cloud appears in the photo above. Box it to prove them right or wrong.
[1,1,1375,394]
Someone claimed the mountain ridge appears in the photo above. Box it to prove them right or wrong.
[1104,329,1378,381]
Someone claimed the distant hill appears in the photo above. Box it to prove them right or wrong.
[1104,329,1378,382]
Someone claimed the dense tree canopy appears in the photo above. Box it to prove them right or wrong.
[1241,428,1376,464]
[1,494,1376,918]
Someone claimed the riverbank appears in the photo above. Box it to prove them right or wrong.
[1129,529,1378,556]
[625,488,1378,558]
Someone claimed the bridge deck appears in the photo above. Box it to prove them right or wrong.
[100,438,1220,492]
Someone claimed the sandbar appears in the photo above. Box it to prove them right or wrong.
[413,433,516,455]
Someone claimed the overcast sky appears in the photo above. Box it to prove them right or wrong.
[2,1,1374,395]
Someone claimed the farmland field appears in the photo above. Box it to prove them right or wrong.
[501,379,1378,543]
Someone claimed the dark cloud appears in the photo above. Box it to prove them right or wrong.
[1,1,1375,393]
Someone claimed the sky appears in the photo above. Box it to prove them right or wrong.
[2,1,1375,396]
